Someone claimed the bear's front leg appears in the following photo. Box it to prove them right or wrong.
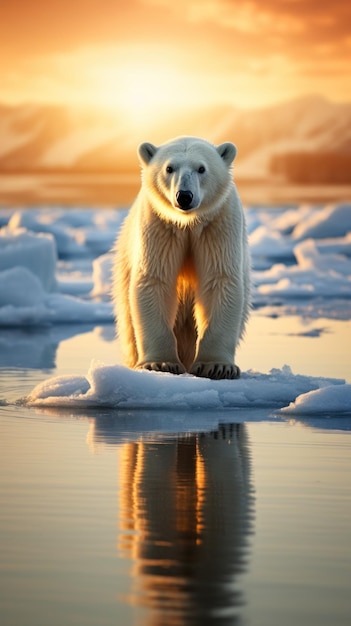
[190,276,243,380]
[130,272,186,375]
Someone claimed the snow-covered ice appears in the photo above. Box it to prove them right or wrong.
[26,361,347,413]
[91,253,114,299]
[0,215,116,325]
[0,228,57,291]
[1,202,350,325]
[0,202,350,414]
[292,203,351,241]
[249,204,351,319]
[279,383,351,415]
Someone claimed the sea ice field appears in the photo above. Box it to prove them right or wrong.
[1,201,350,412]
[0,201,351,626]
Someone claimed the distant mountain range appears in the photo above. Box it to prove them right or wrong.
[0,95,350,183]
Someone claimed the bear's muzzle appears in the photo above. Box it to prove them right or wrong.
[176,190,194,211]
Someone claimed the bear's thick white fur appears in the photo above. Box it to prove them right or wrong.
[113,136,250,380]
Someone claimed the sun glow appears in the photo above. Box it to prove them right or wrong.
[77,46,197,125]
[108,62,186,122]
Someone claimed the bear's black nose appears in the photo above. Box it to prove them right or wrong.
[176,190,193,210]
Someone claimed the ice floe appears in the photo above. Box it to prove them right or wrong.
[26,361,345,412]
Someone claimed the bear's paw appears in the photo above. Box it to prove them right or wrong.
[190,362,241,380]
[138,361,187,375]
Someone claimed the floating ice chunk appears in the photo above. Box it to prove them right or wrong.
[279,384,351,415]
[25,362,344,411]
[255,238,351,300]
[268,206,316,235]
[54,209,98,228]
[0,227,57,291]
[294,239,351,276]
[0,224,113,326]
[45,294,113,324]
[258,277,315,298]
[0,293,113,327]
[8,210,84,257]
[249,225,295,260]
[90,253,114,298]
[75,229,115,256]
[314,233,351,257]
[0,267,45,307]
[57,277,94,296]
[292,203,351,240]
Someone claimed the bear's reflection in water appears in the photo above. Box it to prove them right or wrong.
[117,424,254,625]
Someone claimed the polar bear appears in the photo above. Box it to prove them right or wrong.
[113,136,250,380]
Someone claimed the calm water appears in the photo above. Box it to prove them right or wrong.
[1,318,351,626]
[1,404,351,626]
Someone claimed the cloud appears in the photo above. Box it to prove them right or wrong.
[144,0,351,56]
[2,1,351,56]
[184,0,304,35]
[0,0,350,107]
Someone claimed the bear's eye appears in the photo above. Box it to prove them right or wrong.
[198,165,206,174]
[166,165,174,174]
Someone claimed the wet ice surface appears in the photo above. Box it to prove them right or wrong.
[1,203,351,625]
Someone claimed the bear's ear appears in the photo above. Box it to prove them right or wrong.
[138,142,158,165]
[216,142,237,166]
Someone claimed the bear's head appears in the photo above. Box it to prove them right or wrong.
[138,136,237,225]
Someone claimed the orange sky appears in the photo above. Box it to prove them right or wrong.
[1,0,350,114]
